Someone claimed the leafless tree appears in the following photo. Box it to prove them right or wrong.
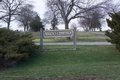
[90,11,102,31]
[46,0,110,29]
[43,0,60,30]
[43,11,59,30]
[45,0,112,40]
[16,4,37,31]
[78,9,105,31]
[78,18,89,31]
[78,0,120,32]
[105,0,120,13]
[0,0,27,29]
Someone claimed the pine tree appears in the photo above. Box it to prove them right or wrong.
[105,12,120,51]
[30,15,44,32]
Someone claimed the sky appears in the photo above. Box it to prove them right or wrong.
[32,0,46,19]
[0,0,114,31]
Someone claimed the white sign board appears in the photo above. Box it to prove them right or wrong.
[44,29,73,38]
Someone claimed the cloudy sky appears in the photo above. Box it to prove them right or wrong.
[32,0,46,19]
[1,0,118,31]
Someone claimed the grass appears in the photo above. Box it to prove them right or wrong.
[0,45,120,80]
[76,32,108,42]
[32,31,109,43]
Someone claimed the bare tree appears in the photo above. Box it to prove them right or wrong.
[43,0,60,30]
[45,0,111,40]
[46,0,109,29]
[78,18,90,31]
[90,11,102,31]
[43,11,59,30]
[105,0,120,13]
[15,4,37,31]
[77,0,120,32]
[0,0,26,29]
[78,9,105,31]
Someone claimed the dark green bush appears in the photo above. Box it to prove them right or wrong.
[105,12,120,51]
[0,28,39,68]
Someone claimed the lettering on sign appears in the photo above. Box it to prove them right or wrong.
[44,29,73,37]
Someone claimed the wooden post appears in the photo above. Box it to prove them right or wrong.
[73,27,76,50]
[40,28,43,51]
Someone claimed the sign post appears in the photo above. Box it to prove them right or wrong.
[40,28,43,51]
[73,27,76,50]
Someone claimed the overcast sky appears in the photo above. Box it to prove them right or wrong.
[1,0,118,31]
[32,0,46,19]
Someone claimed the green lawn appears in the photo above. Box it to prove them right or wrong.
[32,31,109,43]
[0,45,120,80]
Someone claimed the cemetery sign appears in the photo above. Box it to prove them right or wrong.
[40,28,76,51]
[44,29,73,37]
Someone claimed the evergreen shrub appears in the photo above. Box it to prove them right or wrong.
[105,12,120,51]
[0,28,39,68]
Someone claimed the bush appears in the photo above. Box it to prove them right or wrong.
[105,12,120,51]
[0,28,39,68]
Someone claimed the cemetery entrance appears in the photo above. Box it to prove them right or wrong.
[40,27,76,51]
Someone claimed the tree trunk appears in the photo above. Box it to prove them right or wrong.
[27,26,29,31]
[65,21,71,40]
[65,22,68,29]
[100,28,102,32]
[7,22,10,30]
[52,25,55,30]
[94,28,95,31]
[7,15,11,30]
[24,26,26,32]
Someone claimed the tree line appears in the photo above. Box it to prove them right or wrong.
[0,0,120,32]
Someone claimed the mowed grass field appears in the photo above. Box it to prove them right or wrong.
[0,45,120,80]
[32,31,109,43]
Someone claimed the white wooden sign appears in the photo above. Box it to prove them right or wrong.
[43,29,73,37]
